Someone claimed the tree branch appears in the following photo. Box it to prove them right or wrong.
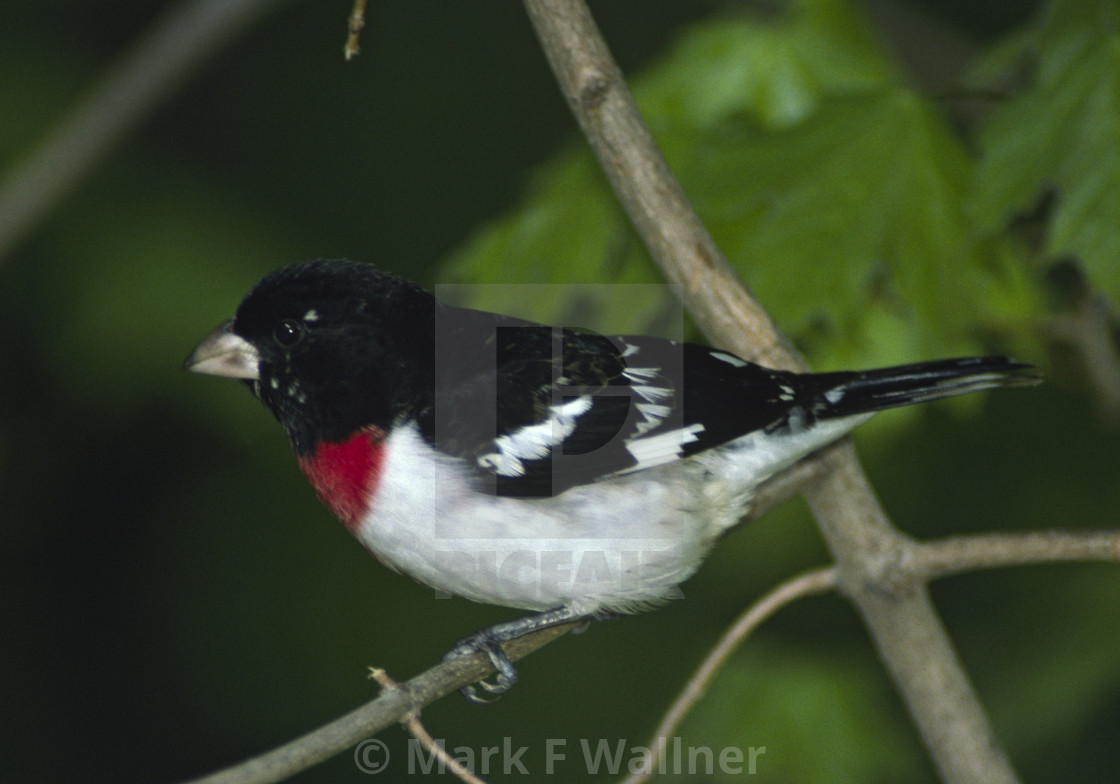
[368,668,490,784]
[1045,290,1120,422]
[620,567,837,784]
[913,529,1120,579]
[521,0,802,373]
[619,527,1120,784]
[802,445,1020,784]
[344,0,369,61]
[176,622,578,784]
[519,2,1022,782]
[137,5,1113,784]
[177,519,1120,784]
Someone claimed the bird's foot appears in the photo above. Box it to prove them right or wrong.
[443,606,591,704]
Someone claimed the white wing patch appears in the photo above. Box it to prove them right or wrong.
[622,366,660,382]
[623,366,674,434]
[623,423,705,472]
[478,395,594,477]
[475,359,688,480]
[634,403,672,434]
[710,350,748,368]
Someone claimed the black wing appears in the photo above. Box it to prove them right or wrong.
[416,304,818,497]
[416,302,1037,498]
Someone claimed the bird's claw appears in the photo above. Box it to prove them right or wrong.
[445,634,519,704]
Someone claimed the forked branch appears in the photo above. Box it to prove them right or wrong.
[519,1,1023,782]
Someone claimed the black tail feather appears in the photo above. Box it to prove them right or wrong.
[812,357,1040,419]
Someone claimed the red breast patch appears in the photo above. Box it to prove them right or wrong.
[296,427,387,533]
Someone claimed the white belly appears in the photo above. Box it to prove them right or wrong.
[355,415,868,613]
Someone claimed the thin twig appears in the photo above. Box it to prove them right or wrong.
[914,530,1120,579]
[1046,292,1120,422]
[344,0,369,61]
[176,622,578,784]
[369,668,490,784]
[805,446,1020,784]
[619,567,837,784]
[620,526,1120,784]
[0,0,290,263]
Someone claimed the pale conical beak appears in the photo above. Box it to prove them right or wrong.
[183,319,261,380]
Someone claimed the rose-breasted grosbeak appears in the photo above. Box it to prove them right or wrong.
[185,259,1036,699]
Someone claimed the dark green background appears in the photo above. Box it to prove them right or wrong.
[2,1,1117,783]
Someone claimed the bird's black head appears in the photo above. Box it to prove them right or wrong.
[185,260,436,454]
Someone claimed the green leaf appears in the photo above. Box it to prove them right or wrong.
[692,89,1037,367]
[440,0,1043,374]
[971,0,1120,306]
[439,152,676,335]
[634,0,895,133]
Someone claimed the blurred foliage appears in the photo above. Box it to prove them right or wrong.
[969,0,1120,307]
[1,1,1118,784]
[443,0,1047,374]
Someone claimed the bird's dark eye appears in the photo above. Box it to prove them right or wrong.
[273,319,305,348]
